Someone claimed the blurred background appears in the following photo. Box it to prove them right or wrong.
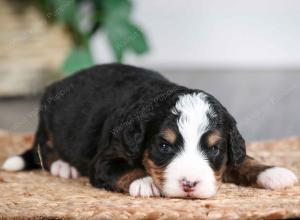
[0,0,299,141]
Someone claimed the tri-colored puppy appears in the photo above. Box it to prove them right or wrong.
[2,64,298,198]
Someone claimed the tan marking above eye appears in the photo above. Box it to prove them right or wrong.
[161,128,177,144]
[207,131,222,147]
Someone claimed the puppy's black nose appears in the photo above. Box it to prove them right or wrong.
[180,178,199,193]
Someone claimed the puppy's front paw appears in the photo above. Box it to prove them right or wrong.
[257,167,298,190]
[129,176,160,197]
[50,160,79,179]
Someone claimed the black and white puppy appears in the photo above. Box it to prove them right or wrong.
[2,64,298,198]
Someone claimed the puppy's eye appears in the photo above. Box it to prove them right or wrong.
[211,146,220,156]
[159,142,173,154]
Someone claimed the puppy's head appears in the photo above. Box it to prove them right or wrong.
[143,91,246,198]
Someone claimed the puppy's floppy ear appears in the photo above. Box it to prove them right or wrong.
[228,120,246,168]
[122,120,146,158]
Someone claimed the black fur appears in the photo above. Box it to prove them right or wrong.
[23,63,246,193]
[228,121,246,168]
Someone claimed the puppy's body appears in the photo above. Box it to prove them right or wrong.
[2,64,298,198]
[35,64,180,176]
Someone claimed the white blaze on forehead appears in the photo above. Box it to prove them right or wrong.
[163,93,217,198]
[173,92,211,148]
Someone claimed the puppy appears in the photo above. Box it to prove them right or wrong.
[2,64,298,198]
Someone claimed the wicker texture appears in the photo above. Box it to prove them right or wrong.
[0,130,299,220]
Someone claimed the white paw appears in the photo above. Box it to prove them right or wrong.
[50,160,79,179]
[257,167,298,190]
[129,176,160,197]
[2,156,25,171]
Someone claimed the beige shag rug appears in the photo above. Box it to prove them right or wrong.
[0,130,299,220]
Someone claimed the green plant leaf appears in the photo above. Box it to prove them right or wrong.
[62,47,94,76]
[51,0,77,24]
[105,20,128,61]
[126,24,149,54]
[105,20,149,62]
[102,0,132,21]
[39,0,149,66]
